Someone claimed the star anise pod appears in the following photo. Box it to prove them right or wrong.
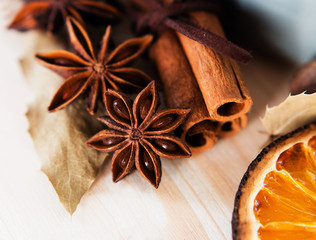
[35,17,153,114]
[9,0,122,33]
[86,81,192,188]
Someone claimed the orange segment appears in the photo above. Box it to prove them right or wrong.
[276,143,316,192]
[258,222,316,240]
[308,136,316,150]
[254,136,316,239]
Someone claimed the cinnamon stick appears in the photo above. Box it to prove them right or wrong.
[136,0,250,152]
[176,11,253,122]
[216,115,248,138]
[150,31,218,153]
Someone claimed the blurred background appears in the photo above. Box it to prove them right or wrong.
[223,0,316,64]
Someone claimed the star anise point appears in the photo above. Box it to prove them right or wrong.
[35,18,153,114]
[9,0,122,33]
[87,81,191,188]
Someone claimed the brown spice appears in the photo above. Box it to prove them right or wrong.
[86,81,191,188]
[9,0,122,33]
[36,17,153,114]
[216,115,248,139]
[150,31,248,152]
[133,0,252,64]
[176,11,253,121]
[150,31,218,153]
[134,0,252,152]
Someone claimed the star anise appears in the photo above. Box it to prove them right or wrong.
[86,81,192,188]
[35,17,153,114]
[9,0,122,33]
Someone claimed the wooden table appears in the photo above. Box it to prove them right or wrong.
[0,2,296,239]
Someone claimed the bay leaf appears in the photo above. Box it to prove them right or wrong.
[261,92,316,136]
[21,32,105,214]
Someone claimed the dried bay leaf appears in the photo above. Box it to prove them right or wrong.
[22,32,106,214]
[261,92,316,136]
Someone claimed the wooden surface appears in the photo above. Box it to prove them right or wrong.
[0,2,297,240]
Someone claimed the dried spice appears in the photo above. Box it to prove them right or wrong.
[9,0,122,33]
[150,26,251,152]
[150,31,218,152]
[216,115,248,138]
[86,81,191,188]
[134,0,252,63]
[174,11,252,122]
[36,17,153,114]
[132,0,253,153]
[23,31,105,214]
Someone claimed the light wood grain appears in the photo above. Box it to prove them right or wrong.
[0,3,297,239]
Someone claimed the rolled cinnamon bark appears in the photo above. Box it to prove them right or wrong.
[150,31,218,153]
[176,11,253,122]
[136,0,250,152]
[216,115,248,138]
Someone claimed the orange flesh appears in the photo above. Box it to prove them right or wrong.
[254,136,316,240]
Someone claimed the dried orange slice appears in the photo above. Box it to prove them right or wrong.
[232,123,316,240]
